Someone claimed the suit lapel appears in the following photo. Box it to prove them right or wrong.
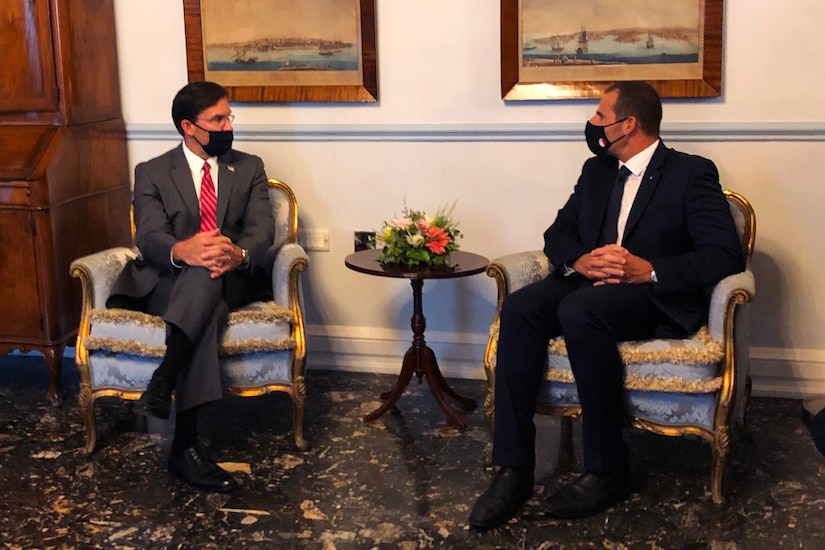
[216,151,236,229]
[583,158,619,248]
[171,145,200,218]
[622,141,668,241]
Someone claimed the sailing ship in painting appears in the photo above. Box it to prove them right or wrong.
[232,46,258,65]
[576,27,588,54]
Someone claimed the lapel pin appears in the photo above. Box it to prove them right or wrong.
[228,165,235,173]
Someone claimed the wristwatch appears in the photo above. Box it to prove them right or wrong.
[649,269,658,284]
[240,247,249,269]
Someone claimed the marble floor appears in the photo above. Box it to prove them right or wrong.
[1,355,824,549]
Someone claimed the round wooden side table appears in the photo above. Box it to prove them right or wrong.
[344,249,489,430]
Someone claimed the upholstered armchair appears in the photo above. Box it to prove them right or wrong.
[70,179,309,454]
[483,190,756,504]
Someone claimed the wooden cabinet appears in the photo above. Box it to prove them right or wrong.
[0,0,132,404]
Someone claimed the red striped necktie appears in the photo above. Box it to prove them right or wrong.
[199,161,217,232]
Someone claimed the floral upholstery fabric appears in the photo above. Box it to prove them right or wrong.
[79,300,296,393]
[491,251,552,294]
[540,381,718,430]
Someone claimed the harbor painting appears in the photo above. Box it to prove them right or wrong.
[184,0,378,102]
[502,0,723,99]
[522,0,701,70]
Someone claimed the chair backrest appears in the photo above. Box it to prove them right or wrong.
[268,178,299,250]
[723,190,756,265]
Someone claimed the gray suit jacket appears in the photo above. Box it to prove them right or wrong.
[111,144,275,304]
[108,144,275,410]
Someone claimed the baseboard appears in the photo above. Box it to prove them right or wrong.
[750,347,825,398]
[304,324,489,381]
[304,325,825,398]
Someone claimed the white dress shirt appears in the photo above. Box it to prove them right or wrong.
[615,139,659,245]
[181,141,219,202]
[170,143,219,266]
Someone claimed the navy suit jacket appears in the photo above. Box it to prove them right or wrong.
[543,141,746,335]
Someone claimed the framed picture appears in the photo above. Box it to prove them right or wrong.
[501,0,722,100]
[183,0,378,103]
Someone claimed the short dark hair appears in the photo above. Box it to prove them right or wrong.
[171,81,229,136]
[605,81,662,137]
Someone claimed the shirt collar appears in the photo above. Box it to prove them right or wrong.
[619,139,660,177]
[181,140,217,174]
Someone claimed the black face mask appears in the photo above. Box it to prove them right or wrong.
[584,118,627,156]
[191,122,234,157]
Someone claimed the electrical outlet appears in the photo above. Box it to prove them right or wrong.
[298,229,330,251]
[354,231,376,252]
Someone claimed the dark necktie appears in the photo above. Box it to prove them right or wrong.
[199,161,217,232]
[599,165,632,245]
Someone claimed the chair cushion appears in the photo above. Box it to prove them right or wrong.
[529,326,725,432]
[84,301,294,357]
[82,302,296,392]
[538,381,719,431]
[545,326,724,394]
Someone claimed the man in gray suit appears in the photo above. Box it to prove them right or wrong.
[107,81,274,492]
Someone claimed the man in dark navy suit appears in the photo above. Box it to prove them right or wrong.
[469,81,746,529]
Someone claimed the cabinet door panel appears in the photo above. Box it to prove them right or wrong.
[0,211,42,338]
[0,0,58,115]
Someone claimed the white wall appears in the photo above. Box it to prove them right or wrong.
[115,1,825,396]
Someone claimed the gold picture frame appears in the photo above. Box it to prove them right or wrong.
[183,0,378,103]
[501,0,723,100]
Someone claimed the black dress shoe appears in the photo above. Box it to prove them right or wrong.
[469,468,534,531]
[542,471,630,519]
[168,448,237,493]
[133,376,173,420]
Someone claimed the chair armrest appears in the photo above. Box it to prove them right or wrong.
[486,250,553,296]
[70,247,138,309]
[707,270,756,342]
[271,242,310,310]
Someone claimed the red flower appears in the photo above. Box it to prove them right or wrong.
[425,226,450,254]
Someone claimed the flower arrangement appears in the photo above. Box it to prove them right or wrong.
[375,203,462,268]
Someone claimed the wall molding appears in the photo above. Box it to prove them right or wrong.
[127,121,825,143]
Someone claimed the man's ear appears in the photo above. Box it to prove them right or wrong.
[180,119,196,136]
[624,115,638,135]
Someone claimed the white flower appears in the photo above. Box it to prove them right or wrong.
[406,233,424,246]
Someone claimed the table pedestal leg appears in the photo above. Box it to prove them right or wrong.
[363,279,477,429]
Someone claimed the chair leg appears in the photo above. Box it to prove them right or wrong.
[735,377,754,442]
[82,399,97,455]
[292,378,309,451]
[558,416,578,470]
[483,387,495,436]
[710,426,730,504]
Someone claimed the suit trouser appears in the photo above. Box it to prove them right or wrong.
[491,275,670,474]
[142,266,245,412]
